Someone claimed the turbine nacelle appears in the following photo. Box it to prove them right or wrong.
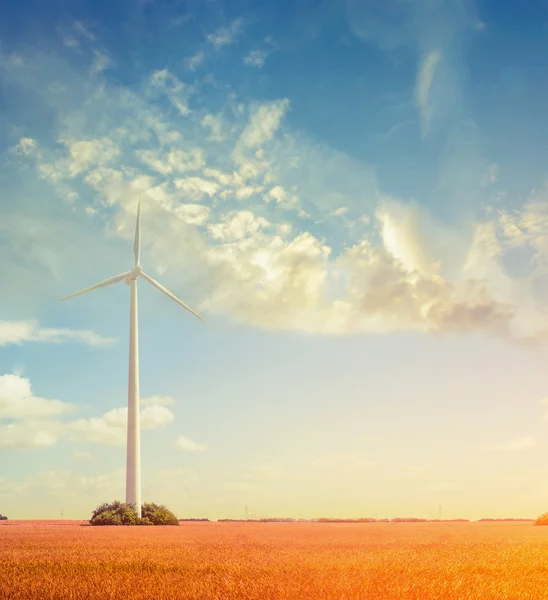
[125,265,142,284]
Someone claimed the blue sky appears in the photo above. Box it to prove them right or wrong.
[2,0,548,520]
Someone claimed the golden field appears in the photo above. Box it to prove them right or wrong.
[2,520,548,599]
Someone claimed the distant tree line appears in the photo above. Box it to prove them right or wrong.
[218,518,302,523]
[479,518,532,522]
[215,517,474,523]
[317,518,471,523]
[0,514,7,520]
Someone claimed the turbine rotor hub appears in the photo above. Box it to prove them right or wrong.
[125,265,142,284]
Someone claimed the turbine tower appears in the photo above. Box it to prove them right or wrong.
[61,201,203,517]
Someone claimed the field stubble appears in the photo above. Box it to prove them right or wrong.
[2,520,548,599]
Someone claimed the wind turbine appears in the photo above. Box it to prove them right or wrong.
[61,201,203,517]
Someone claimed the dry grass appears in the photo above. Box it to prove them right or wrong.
[2,520,548,599]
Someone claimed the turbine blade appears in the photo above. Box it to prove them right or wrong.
[140,271,204,321]
[60,272,130,301]
[134,200,141,266]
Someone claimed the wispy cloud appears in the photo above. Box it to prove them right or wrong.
[236,99,290,150]
[481,163,499,187]
[5,37,548,344]
[380,119,414,142]
[169,14,191,29]
[488,437,538,451]
[73,20,95,41]
[185,51,206,72]
[0,320,115,347]
[90,50,113,76]
[416,50,442,136]
[140,395,176,407]
[207,19,244,49]
[243,50,268,69]
[175,435,208,452]
[62,36,80,50]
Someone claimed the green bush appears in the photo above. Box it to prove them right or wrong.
[534,513,548,526]
[141,502,179,526]
[90,501,139,526]
[89,501,178,526]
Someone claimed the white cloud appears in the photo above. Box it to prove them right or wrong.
[62,137,120,177]
[11,42,548,344]
[68,405,174,446]
[174,177,220,200]
[238,99,290,150]
[141,395,176,407]
[174,204,210,226]
[176,435,208,451]
[416,50,442,135]
[90,50,113,76]
[0,320,115,347]
[278,223,292,236]
[0,423,58,449]
[148,68,193,117]
[201,114,224,142]
[137,148,205,175]
[243,50,268,69]
[236,185,263,200]
[11,137,38,156]
[140,405,176,430]
[488,437,538,451]
[0,367,177,451]
[499,194,548,268]
[185,51,206,72]
[376,200,440,276]
[266,185,286,204]
[0,374,77,420]
[207,210,270,241]
[207,19,244,48]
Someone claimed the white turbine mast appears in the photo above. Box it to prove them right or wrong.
[61,201,203,518]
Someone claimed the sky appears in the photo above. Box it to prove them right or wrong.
[2,0,548,521]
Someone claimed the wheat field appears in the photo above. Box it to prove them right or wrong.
[2,520,548,599]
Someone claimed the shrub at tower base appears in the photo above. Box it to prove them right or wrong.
[534,513,548,526]
[89,501,179,526]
